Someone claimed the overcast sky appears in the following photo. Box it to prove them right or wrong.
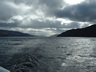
[0,0,96,36]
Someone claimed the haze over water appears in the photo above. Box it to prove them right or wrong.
[0,37,96,72]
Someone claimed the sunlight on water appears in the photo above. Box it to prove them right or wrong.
[0,37,96,72]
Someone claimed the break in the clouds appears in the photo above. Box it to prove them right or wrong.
[0,0,95,36]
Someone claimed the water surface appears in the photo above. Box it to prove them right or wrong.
[0,37,96,72]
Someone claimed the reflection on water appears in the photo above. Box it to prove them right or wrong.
[0,37,96,72]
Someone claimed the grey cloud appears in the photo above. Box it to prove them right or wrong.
[0,20,19,28]
[0,0,64,21]
[0,18,83,36]
[67,22,81,28]
[55,0,96,22]
[0,22,18,28]
[40,0,64,9]
[0,17,81,30]
[13,0,64,9]
[39,0,64,16]
[0,1,18,21]
[0,0,93,36]
[19,19,81,29]
[12,0,39,8]
[13,0,64,16]
[20,19,62,29]
[0,18,80,29]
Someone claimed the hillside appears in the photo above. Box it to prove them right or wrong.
[58,24,96,37]
[0,29,34,37]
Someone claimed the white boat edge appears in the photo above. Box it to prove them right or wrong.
[0,66,10,72]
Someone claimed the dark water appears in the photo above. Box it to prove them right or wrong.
[0,37,96,72]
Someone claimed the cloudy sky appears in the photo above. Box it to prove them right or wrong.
[0,0,96,36]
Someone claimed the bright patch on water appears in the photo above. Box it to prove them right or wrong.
[0,37,96,72]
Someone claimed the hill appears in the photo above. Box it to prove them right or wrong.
[0,29,34,37]
[58,24,96,37]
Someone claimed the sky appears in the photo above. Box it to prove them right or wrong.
[0,0,96,36]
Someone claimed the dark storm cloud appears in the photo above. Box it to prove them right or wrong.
[55,0,96,22]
